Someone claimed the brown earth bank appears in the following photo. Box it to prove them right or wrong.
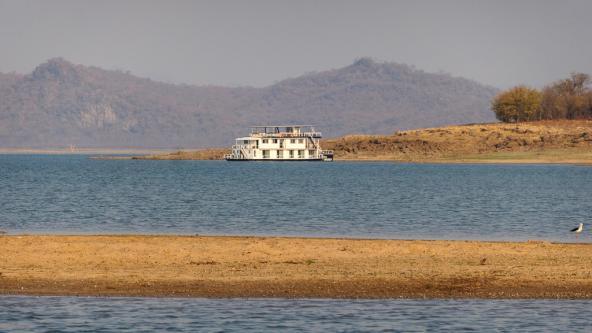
[131,120,592,163]
[325,120,592,163]
[1,235,591,299]
[0,148,175,155]
[130,148,228,160]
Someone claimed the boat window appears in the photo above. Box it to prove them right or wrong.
[298,150,304,158]
[290,139,296,144]
[262,150,270,158]
[277,150,282,158]
[243,140,249,144]
[298,139,304,144]
[309,150,315,157]
[262,139,268,144]
[289,150,294,158]
[272,139,278,144]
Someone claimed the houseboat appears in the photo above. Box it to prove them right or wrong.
[224,125,334,161]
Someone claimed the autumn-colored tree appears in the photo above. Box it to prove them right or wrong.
[491,86,542,123]
[540,73,592,119]
[587,90,592,115]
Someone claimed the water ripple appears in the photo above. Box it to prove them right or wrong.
[0,297,590,332]
[1,155,591,241]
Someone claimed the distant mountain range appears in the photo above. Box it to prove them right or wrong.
[0,58,498,148]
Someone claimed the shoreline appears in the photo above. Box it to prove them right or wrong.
[0,148,176,155]
[5,154,592,165]
[81,153,592,165]
[2,120,592,165]
[322,157,592,164]
[1,235,591,299]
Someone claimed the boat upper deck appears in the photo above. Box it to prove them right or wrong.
[249,125,322,138]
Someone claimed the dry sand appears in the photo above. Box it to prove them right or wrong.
[1,235,591,298]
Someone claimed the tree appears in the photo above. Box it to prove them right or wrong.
[540,73,591,119]
[491,86,542,123]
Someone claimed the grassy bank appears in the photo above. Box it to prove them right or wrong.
[130,148,228,160]
[324,120,592,163]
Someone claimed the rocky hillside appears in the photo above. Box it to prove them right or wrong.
[0,58,497,148]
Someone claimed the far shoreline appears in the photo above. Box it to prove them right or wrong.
[3,120,592,164]
[0,148,176,155]
[2,150,591,165]
[94,120,592,164]
[99,155,592,165]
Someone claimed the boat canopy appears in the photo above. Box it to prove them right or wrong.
[249,125,317,134]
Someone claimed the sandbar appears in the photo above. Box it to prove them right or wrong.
[1,235,591,298]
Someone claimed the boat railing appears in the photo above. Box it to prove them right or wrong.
[252,132,322,138]
[232,144,257,150]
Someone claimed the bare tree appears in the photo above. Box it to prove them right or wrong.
[540,73,591,120]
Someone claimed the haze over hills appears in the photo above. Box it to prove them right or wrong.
[0,58,498,148]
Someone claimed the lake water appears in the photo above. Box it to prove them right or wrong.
[2,155,592,331]
[0,296,591,332]
[1,154,590,241]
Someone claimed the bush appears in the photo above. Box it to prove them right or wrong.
[491,86,542,123]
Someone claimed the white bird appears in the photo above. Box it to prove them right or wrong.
[570,223,584,239]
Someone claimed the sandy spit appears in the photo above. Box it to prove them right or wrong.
[1,235,591,299]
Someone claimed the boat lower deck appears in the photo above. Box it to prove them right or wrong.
[225,158,326,162]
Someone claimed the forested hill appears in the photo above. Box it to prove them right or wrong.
[0,58,498,148]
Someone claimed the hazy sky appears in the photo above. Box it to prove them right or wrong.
[0,0,591,88]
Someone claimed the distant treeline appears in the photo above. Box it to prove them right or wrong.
[491,73,592,122]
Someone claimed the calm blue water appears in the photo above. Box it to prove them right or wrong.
[0,297,591,332]
[1,154,591,241]
[2,155,591,330]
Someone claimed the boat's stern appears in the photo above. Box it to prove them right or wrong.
[321,150,334,161]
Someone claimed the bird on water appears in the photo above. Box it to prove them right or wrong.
[570,223,584,239]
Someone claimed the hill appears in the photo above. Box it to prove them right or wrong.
[0,58,497,148]
[137,120,592,163]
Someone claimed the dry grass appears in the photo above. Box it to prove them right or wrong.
[1,235,591,298]
[323,120,592,163]
[132,148,228,160]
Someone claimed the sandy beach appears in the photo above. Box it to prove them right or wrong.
[1,235,591,298]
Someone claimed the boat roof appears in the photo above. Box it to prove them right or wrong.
[250,125,314,128]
